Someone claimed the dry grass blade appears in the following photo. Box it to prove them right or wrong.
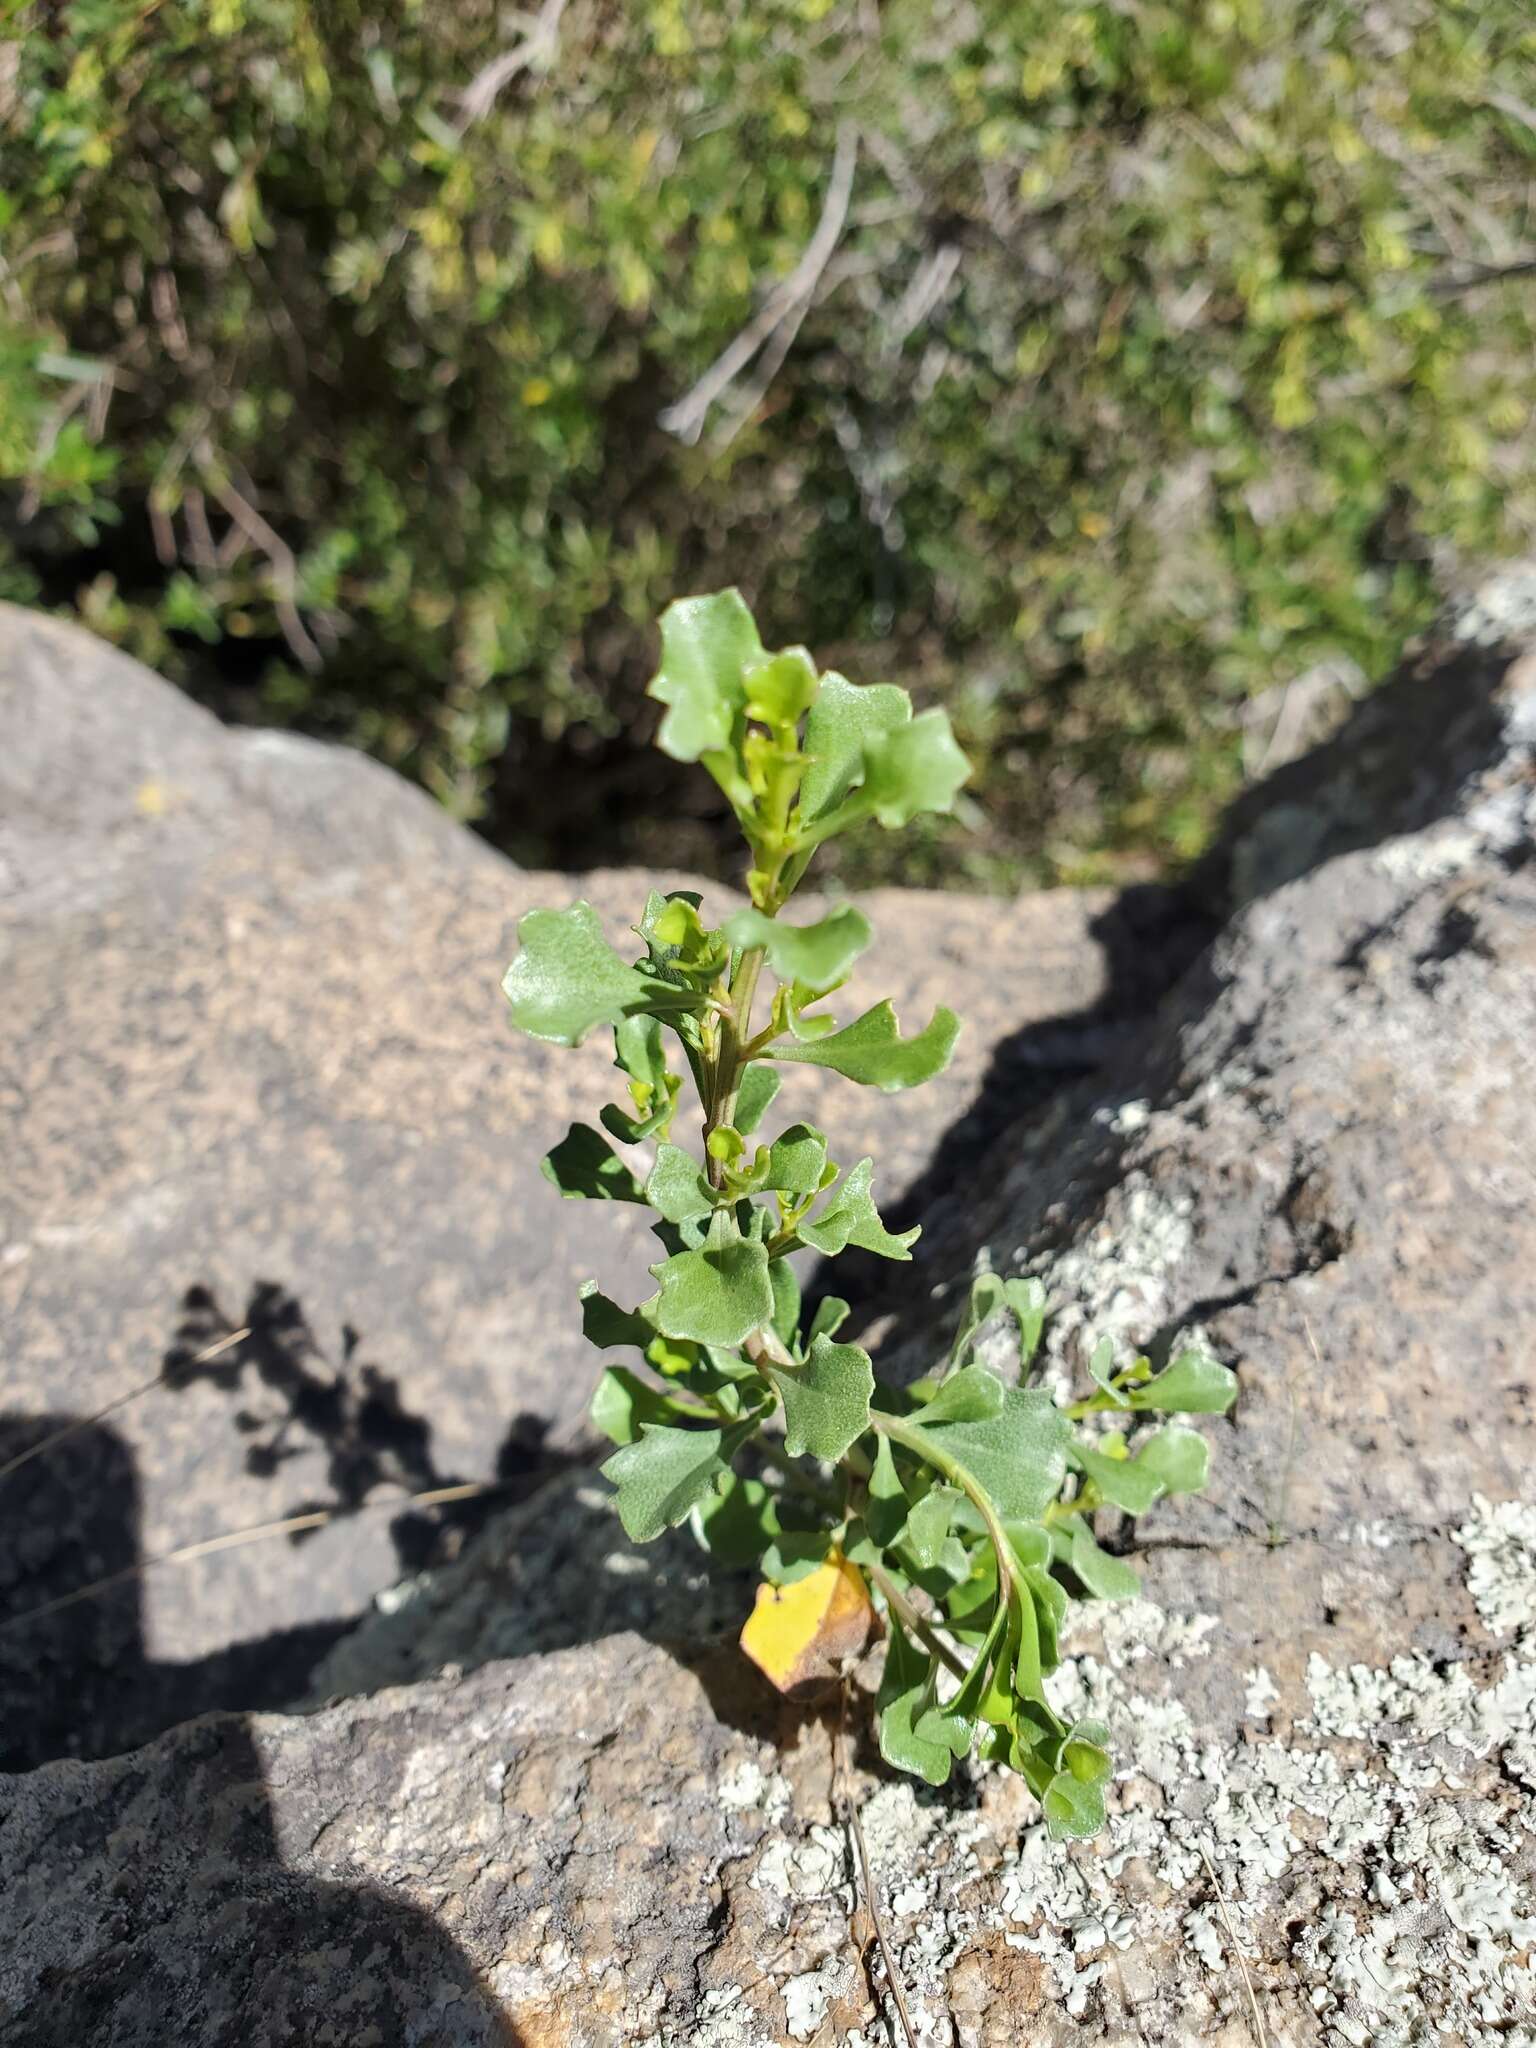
[1195,1840,1270,2048]
[0,1327,250,1484]
[0,1480,498,1635]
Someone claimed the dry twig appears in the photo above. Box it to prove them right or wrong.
[456,0,568,129]
[1195,1841,1271,2048]
[834,1678,920,2048]
[659,121,859,446]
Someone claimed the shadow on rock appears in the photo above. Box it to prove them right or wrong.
[164,1281,566,1576]
[0,1278,576,1769]
[0,1415,521,2046]
[818,621,1531,1354]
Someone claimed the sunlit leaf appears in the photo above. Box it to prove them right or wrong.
[742,645,820,724]
[769,1000,960,1092]
[1043,1769,1107,1841]
[905,1484,961,1569]
[919,1366,1006,1424]
[1004,1278,1048,1364]
[796,1157,919,1260]
[1061,1719,1113,1785]
[650,1230,775,1349]
[645,1142,716,1225]
[1070,1434,1167,1514]
[902,1387,1071,1522]
[763,1333,874,1462]
[1129,1349,1238,1414]
[1066,1517,1141,1600]
[723,904,871,991]
[858,707,971,827]
[648,588,764,761]
[807,1301,850,1351]
[1131,1423,1211,1495]
[504,901,697,1046]
[1088,1335,1127,1405]
[799,670,911,824]
[762,1122,829,1195]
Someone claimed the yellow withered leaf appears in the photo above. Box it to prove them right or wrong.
[739,1550,875,1697]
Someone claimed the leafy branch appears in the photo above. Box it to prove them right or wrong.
[502,590,1237,1837]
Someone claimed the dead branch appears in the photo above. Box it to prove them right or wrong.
[659,120,859,446]
[456,0,568,130]
[195,437,322,670]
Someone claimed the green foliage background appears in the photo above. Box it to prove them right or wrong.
[4,0,1533,885]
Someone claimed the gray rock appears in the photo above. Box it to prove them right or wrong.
[0,1634,764,2048]
[6,570,1536,2046]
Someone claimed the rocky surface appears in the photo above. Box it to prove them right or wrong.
[4,573,1536,2045]
[0,605,1136,1741]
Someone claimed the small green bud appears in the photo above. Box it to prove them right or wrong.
[707,1125,744,1162]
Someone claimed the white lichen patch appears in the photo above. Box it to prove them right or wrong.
[781,1955,850,2040]
[736,1501,1536,2047]
[1020,1170,1197,1382]
[751,1824,845,1904]
[717,1756,791,1821]
[1456,1494,1536,1638]
[1244,1665,1279,1723]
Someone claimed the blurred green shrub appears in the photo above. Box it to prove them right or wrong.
[3,0,1533,884]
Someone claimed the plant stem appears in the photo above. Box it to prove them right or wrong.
[866,1561,968,1682]
[702,848,790,1186]
[872,1410,1016,1603]
[745,1324,797,1372]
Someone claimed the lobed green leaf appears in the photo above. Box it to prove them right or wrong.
[902,1386,1071,1523]
[763,1334,874,1463]
[919,1366,1006,1424]
[796,1157,918,1260]
[1065,1517,1142,1600]
[647,589,764,762]
[1129,1349,1238,1414]
[601,1418,757,1543]
[723,904,871,992]
[858,708,971,828]
[769,1000,960,1092]
[761,1123,829,1196]
[876,1616,953,1786]
[645,1143,717,1225]
[650,1230,775,1349]
[799,671,911,825]
[505,901,697,1047]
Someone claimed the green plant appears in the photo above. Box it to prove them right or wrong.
[501,591,1236,1833]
